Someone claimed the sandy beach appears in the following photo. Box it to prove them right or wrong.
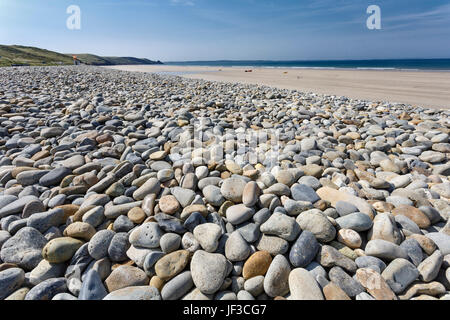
[104,65,450,110]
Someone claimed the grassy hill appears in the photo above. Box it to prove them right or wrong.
[68,54,162,66]
[0,45,73,66]
[0,45,162,67]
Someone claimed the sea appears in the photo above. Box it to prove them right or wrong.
[165,59,450,71]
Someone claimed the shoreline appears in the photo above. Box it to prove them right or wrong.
[103,65,450,110]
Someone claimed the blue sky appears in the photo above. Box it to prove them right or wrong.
[0,0,449,61]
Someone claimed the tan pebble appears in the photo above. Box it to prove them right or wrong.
[128,207,146,224]
[323,282,351,300]
[158,195,180,215]
[337,229,362,249]
[242,251,272,280]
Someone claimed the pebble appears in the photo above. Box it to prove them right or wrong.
[225,231,251,262]
[291,184,320,203]
[337,229,362,249]
[264,254,291,297]
[288,268,324,300]
[108,233,130,262]
[191,250,229,294]
[425,233,450,255]
[296,210,336,242]
[193,223,222,252]
[220,177,246,203]
[328,266,364,297]
[24,277,67,300]
[78,269,108,300]
[161,271,194,300]
[260,212,300,241]
[43,237,84,263]
[289,230,319,267]
[129,223,163,249]
[381,258,419,293]
[0,267,25,299]
[335,201,359,216]
[104,286,161,300]
[335,212,373,232]
[88,230,115,260]
[29,259,65,285]
[0,66,448,301]
[418,250,443,282]
[104,265,149,292]
[365,239,408,261]
[355,268,397,300]
[0,227,47,270]
[242,181,260,207]
[226,204,255,225]
[243,251,272,280]
[154,249,190,280]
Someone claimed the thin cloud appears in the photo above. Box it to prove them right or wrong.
[170,0,195,6]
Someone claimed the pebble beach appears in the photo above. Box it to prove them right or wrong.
[0,65,449,300]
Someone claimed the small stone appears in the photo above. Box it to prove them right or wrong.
[381,258,419,294]
[0,267,25,299]
[159,195,180,215]
[127,207,146,224]
[418,250,443,282]
[243,251,272,280]
[289,268,324,300]
[133,178,161,201]
[425,233,450,255]
[193,223,222,253]
[392,205,431,229]
[225,231,251,262]
[291,184,320,203]
[328,266,364,297]
[242,181,260,207]
[191,250,229,294]
[317,245,357,273]
[255,234,289,256]
[335,212,373,232]
[154,250,190,280]
[296,210,336,242]
[289,230,319,267]
[108,233,130,262]
[42,237,83,263]
[399,281,446,300]
[356,268,397,300]
[335,201,359,216]
[221,177,246,203]
[63,222,96,241]
[161,271,194,300]
[400,239,424,266]
[29,259,65,285]
[78,269,108,300]
[365,239,408,261]
[104,265,149,292]
[244,275,264,296]
[203,185,225,207]
[104,286,161,300]
[337,229,362,249]
[263,254,291,297]
[160,233,182,253]
[129,222,163,249]
[25,278,67,300]
[88,230,115,259]
[0,227,47,270]
[323,282,351,300]
[226,204,255,225]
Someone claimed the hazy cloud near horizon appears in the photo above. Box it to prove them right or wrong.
[0,0,449,61]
